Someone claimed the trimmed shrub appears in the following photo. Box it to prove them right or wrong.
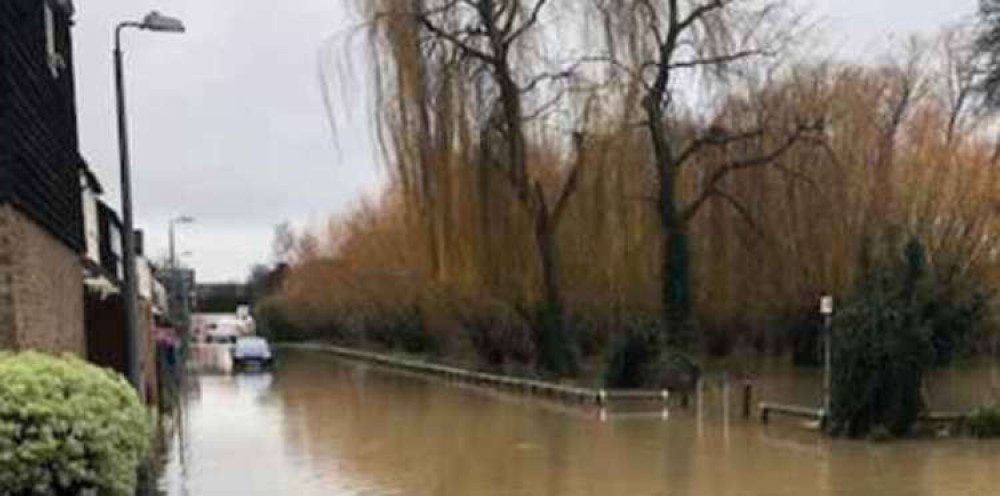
[966,404,1000,438]
[0,352,151,496]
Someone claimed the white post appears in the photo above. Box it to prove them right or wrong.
[820,294,834,422]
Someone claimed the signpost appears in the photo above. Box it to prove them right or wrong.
[820,294,834,424]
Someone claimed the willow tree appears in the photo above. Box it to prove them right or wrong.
[591,0,820,349]
[354,1,450,280]
[358,0,594,374]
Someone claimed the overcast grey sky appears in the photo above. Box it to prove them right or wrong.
[72,0,976,282]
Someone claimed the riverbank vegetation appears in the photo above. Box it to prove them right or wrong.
[257,1,1000,426]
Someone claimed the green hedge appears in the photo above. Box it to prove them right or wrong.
[0,352,151,496]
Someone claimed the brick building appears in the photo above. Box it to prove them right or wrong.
[0,0,87,354]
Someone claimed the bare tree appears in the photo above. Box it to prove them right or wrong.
[360,0,596,373]
[592,0,819,348]
[272,222,298,264]
[938,27,981,146]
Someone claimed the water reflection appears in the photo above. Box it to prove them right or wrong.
[159,350,1000,496]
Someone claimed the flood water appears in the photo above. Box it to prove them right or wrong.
[158,349,1000,496]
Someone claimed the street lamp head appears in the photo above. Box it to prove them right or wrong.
[141,11,185,33]
[174,215,196,225]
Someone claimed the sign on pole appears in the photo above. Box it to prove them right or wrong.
[820,295,834,316]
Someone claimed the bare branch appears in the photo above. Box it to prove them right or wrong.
[521,88,566,121]
[676,0,729,35]
[507,0,551,44]
[520,68,575,94]
[420,15,497,62]
[667,49,771,70]
[675,127,767,168]
[679,121,822,223]
[713,187,766,238]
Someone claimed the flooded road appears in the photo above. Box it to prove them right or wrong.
[159,349,1000,496]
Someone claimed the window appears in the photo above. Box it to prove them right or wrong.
[109,225,123,279]
[44,3,66,77]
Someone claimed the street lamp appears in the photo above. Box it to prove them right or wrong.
[169,215,195,270]
[114,11,185,394]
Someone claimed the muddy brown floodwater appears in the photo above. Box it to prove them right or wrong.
[158,349,1000,496]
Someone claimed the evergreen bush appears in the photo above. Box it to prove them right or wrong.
[0,352,151,496]
[830,236,987,438]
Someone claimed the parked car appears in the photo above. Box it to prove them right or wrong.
[231,336,274,370]
[204,328,239,347]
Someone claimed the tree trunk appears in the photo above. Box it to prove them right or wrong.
[534,197,562,311]
[662,212,694,348]
[646,95,694,349]
[496,59,529,194]
[533,192,575,375]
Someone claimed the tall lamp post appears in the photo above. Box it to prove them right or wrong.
[169,215,195,271]
[169,216,195,328]
[115,11,185,394]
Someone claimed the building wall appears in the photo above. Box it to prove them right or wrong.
[0,205,84,354]
[0,0,84,251]
[0,208,15,350]
[0,1,87,357]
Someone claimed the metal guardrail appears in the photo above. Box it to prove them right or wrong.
[920,411,967,422]
[278,342,671,406]
[760,401,968,431]
[759,402,826,424]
